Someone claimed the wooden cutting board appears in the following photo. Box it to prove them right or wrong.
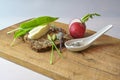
[0,20,120,80]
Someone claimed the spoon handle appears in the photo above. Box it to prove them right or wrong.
[89,25,113,43]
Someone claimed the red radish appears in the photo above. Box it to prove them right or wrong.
[69,13,100,38]
[69,19,86,38]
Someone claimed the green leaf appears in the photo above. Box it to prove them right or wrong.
[81,13,100,23]
[20,16,58,29]
[14,28,32,39]
[94,13,101,16]
[14,16,58,39]
[47,34,52,41]
[52,34,56,41]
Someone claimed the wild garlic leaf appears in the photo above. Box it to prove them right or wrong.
[20,16,58,29]
[14,28,32,39]
[14,16,58,39]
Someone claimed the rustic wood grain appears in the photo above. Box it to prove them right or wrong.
[0,21,120,80]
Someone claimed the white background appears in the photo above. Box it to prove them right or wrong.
[0,0,120,80]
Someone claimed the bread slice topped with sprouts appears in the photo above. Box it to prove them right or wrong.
[23,25,72,52]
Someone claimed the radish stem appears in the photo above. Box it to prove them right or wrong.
[81,13,100,23]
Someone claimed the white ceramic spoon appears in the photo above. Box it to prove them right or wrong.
[64,25,113,51]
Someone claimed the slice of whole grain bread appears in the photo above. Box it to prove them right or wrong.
[23,27,72,52]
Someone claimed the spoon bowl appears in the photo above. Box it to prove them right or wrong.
[65,25,113,51]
